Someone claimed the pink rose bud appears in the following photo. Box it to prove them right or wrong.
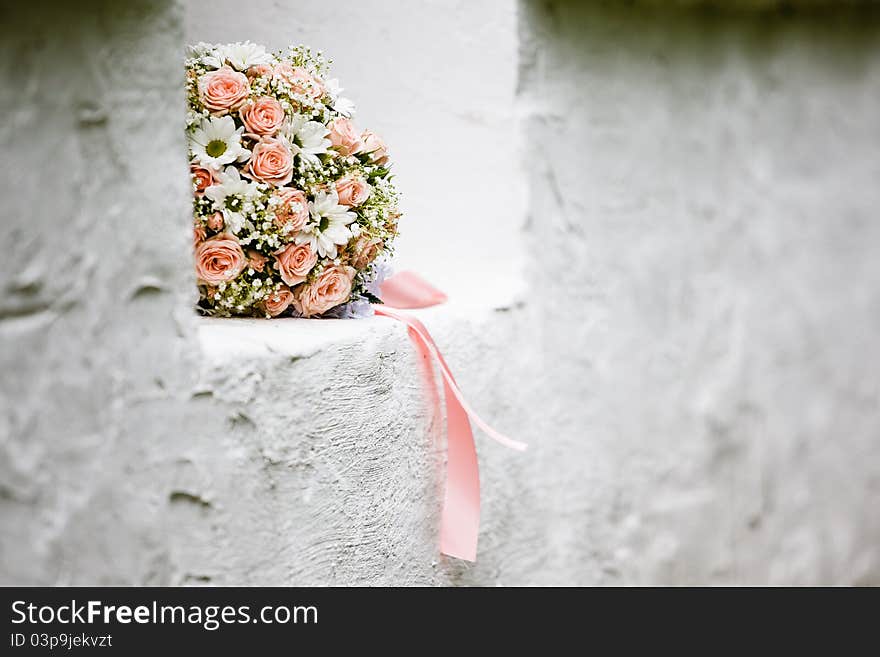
[207,212,225,231]
[191,164,215,196]
[247,249,268,272]
[273,63,325,99]
[263,285,295,317]
[335,176,371,207]
[272,188,309,233]
[361,130,389,166]
[247,64,273,79]
[350,235,383,270]
[327,118,363,156]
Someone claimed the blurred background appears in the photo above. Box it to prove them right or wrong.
[1,0,878,585]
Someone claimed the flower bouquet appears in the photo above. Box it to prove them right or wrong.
[186,43,524,562]
[186,42,399,318]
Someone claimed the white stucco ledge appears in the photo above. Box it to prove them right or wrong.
[181,299,535,585]
[198,314,400,362]
[197,295,525,363]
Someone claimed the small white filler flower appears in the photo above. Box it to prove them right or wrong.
[186,42,223,69]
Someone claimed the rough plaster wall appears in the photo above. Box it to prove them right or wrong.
[516,0,880,584]
[184,0,526,305]
[0,1,197,584]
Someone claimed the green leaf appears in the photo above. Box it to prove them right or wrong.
[362,291,383,305]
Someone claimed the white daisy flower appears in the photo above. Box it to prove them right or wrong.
[186,42,223,69]
[295,190,355,258]
[221,41,273,71]
[189,116,251,170]
[324,78,356,118]
[286,114,331,164]
[204,167,262,234]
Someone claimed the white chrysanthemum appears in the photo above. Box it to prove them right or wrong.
[189,116,251,170]
[325,78,356,118]
[186,42,223,69]
[296,190,355,258]
[221,41,273,71]
[286,114,331,164]
[204,167,262,234]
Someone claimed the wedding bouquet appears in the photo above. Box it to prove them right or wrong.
[186,42,400,318]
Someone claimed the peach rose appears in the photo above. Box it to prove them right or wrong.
[327,118,363,156]
[361,130,389,166]
[273,63,325,99]
[198,66,250,114]
[191,164,215,196]
[194,233,247,285]
[193,224,207,244]
[247,249,268,273]
[350,235,383,270]
[385,210,401,231]
[240,96,285,136]
[206,212,225,232]
[293,265,356,317]
[247,63,273,79]
[335,176,371,207]
[272,188,309,232]
[274,242,318,286]
[246,136,294,186]
[263,286,294,317]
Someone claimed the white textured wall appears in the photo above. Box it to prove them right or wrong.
[2,0,879,586]
[0,1,198,583]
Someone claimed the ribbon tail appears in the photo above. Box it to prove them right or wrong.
[376,307,528,452]
[375,306,479,561]
[439,368,481,561]
[403,325,478,558]
[374,305,528,561]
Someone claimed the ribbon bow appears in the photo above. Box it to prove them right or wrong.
[374,271,527,562]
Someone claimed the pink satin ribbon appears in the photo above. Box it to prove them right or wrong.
[374,271,527,562]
